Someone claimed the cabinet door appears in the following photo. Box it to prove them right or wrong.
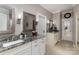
[15,47,31,55]
[39,40,45,55]
[15,43,32,55]
[32,39,46,55]
[32,44,40,55]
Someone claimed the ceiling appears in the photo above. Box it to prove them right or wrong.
[40,4,76,13]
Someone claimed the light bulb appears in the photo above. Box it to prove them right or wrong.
[36,19,39,22]
[18,14,21,19]
[47,20,49,23]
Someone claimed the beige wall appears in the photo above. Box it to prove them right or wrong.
[5,4,53,35]
[53,13,60,30]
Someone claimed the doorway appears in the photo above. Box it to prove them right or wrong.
[62,18,73,41]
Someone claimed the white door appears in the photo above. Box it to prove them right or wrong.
[62,18,72,41]
[36,14,46,35]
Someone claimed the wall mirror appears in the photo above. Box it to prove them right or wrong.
[23,11,36,36]
[0,6,15,35]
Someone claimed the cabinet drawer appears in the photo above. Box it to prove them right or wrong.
[15,48,31,55]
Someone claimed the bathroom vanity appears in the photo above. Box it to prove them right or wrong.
[0,35,46,55]
[0,6,46,55]
[46,32,59,54]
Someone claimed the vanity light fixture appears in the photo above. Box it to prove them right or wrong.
[47,20,50,24]
[36,19,39,22]
[35,19,39,25]
[17,14,22,24]
[53,21,55,24]
[18,14,21,19]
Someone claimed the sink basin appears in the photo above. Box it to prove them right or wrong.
[2,40,24,48]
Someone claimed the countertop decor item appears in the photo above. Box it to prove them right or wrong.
[32,31,37,36]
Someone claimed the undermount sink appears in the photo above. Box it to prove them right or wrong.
[2,40,24,48]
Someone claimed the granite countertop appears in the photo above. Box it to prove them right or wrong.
[0,35,45,53]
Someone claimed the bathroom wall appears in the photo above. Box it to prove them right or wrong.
[52,12,60,41]
[53,12,60,30]
[5,4,53,35]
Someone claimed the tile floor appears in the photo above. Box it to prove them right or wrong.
[46,40,79,55]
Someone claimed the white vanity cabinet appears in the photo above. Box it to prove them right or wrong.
[32,39,42,55]
[32,42,40,55]
[46,33,58,54]
[0,37,46,55]
[0,43,31,55]
[39,38,46,55]
[32,38,46,55]
[15,45,31,55]
[46,33,58,46]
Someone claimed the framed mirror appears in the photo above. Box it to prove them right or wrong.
[0,6,15,35]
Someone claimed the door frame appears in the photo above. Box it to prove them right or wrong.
[75,12,79,47]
